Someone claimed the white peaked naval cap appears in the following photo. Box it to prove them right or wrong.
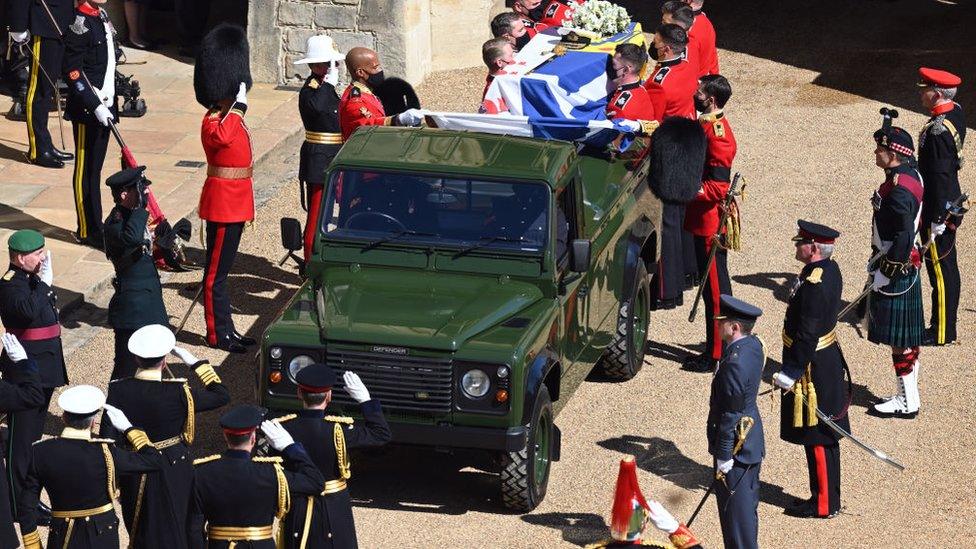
[58,385,106,415]
[128,324,176,359]
[294,35,345,64]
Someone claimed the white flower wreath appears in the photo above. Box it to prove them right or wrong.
[571,0,631,36]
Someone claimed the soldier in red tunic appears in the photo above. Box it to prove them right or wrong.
[193,24,256,354]
[538,0,584,28]
[684,0,719,77]
[683,75,736,373]
[606,43,658,130]
[644,24,698,121]
[661,1,700,76]
[338,47,423,142]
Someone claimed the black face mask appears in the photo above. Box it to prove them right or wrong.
[515,32,531,50]
[694,96,710,113]
[365,70,385,90]
[528,5,545,20]
[648,46,660,61]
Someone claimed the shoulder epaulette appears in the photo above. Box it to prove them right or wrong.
[713,119,725,138]
[308,79,319,90]
[2,270,14,281]
[193,454,221,466]
[324,415,354,425]
[252,456,283,463]
[276,414,297,423]
[805,267,823,284]
[162,378,189,383]
[351,86,361,97]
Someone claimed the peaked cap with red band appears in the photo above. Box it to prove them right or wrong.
[792,219,840,245]
[917,67,962,88]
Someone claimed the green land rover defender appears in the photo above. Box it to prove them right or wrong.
[261,126,662,511]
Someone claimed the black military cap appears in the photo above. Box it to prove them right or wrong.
[105,166,147,189]
[792,220,840,244]
[294,363,337,394]
[219,404,267,435]
[715,294,763,322]
[873,126,914,157]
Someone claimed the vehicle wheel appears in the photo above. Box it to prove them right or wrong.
[500,385,553,512]
[598,262,650,381]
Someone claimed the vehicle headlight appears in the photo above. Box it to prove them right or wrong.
[461,369,490,398]
[288,354,315,381]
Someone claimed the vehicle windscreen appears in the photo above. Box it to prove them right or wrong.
[321,170,550,252]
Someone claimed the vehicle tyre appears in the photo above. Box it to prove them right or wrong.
[500,385,553,512]
[598,261,650,380]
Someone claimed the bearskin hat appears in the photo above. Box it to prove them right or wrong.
[374,77,421,116]
[647,117,707,204]
[194,24,252,108]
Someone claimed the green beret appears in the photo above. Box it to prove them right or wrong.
[7,229,45,253]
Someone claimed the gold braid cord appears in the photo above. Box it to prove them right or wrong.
[793,364,819,428]
[129,474,148,546]
[182,383,195,444]
[333,422,351,480]
[100,443,120,499]
[273,462,291,519]
[723,198,742,252]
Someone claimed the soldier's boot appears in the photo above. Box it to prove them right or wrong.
[871,368,919,418]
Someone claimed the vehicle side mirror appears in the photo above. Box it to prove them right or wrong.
[280,218,302,251]
[570,239,591,273]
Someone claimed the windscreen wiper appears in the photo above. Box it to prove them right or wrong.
[454,235,528,258]
[362,230,439,252]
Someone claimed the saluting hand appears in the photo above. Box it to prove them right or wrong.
[343,371,370,403]
[260,420,295,451]
[1,333,28,363]
[38,251,53,286]
[103,404,134,432]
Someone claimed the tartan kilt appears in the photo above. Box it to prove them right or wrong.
[868,268,924,347]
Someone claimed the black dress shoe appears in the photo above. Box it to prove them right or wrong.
[72,231,104,250]
[921,328,953,346]
[210,334,247,354]
[52,147,74,161]
[123,38,157,51]
[232,330,257,346]
[784,500,839,519]
[28,150,64,168]
[682,353,717,373]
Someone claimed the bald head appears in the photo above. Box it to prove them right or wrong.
[345,47,383,87]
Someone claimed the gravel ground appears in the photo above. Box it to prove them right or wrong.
[32,4,976,546]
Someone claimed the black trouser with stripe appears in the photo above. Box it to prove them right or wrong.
[24,35,64,160]
[923,228,959,344]
[112,328,138,381]
[804,444,841,516]
[6,387,54,517]
[203,221,244,346]
[695,235,731,361]
[71,120,109,240]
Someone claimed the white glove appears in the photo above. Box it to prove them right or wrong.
[343,371,370,403]
[396,108,424,127]
[94,104,114,127]
[870,270,890,291]
[102,404,134,432]
[930,222,947,237]
[260,420,295,451]
[648,500,680,534]
[9,31,29,45]
[236,82,248,106]
[170,346,199,365]
[38,250,53,286]
[617,119,642,133]
[717,458,734,475]
[772,371,796,391]
[2,333,28,363]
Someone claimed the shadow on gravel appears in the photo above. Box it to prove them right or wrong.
[0,204,78,246]
[596,435,794,510]
[731,272,794,304]
[520,512,608,547]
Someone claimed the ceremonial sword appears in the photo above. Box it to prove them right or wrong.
[689,172,743,323]
[769,379,905,471]
[686,416,754,527]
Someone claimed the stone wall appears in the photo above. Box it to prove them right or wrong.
[249,0,507,86]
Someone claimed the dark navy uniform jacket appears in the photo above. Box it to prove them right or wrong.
[0,358,44,548]
[918,103,965,225]
[63,6,118,124]
[780,259,850,446]
[276,400,391,549]
[6,0,74,39]
[872,163,922,279]
[708,334,765,464]
[299,75,342,185]
[103,205,168,330]
[0,265,68,388]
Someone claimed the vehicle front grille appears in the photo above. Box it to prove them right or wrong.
[328,349,453,414]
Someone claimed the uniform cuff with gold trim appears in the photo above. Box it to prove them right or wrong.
[22,530,41,549]
[229,102,248,116]
[194,361,222,386]
[126,428,153,450]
